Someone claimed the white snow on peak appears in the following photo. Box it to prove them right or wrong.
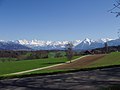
[0,38,119,50]
[81,38,94,45]
[0,40,5,42]
[96,38,113,43]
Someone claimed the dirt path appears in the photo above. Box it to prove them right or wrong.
[0,67,120,90]
[47,54,105,70]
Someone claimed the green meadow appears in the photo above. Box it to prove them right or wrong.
[0,56,79,76]
[88,52,120,68]
[26,52,120,75]
[0,52,120,79]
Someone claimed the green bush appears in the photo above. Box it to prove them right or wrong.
[0,58,17,62]
[55,51,66,58]
[48,52,56,58]
[17,52,48,60]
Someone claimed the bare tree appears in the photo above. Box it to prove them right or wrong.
[108,0,120,17]
[66,42,73,63]
[117,29,120,39]
[104,42,108,53]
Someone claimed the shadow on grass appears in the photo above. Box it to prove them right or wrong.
[100,85,120,90]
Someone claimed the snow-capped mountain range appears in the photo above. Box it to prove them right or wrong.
[0,38,120,50]
[15,39,81,50]
[0,40,31,50]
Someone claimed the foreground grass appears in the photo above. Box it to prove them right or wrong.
[0,56,79,76]
[1,65,120,80]
[100,85,120,90]
[0,52,120,79]
[23,52,120,75]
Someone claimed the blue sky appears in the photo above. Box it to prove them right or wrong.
[0,0,120,41]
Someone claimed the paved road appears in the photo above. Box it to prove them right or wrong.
[0,67,120,90]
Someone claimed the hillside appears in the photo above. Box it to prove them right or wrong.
[49,52,120,70]
[88,52,120,67]
[29,52,120,74]
[44,54,105,70]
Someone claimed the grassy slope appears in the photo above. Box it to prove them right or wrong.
[27,52,120,75]
[0,56,79,75]
[87,52,120,68]
[0,53,120,79]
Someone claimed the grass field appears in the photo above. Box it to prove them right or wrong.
[0,52,120,79]
[87,52,120,68]
[26,52,120,75]
[0,56,79,76]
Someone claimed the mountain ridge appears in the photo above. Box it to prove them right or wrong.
[0,38,119,50]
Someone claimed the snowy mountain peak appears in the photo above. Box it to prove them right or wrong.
[0,38,120,50]
[96,38,113,43]
[82,38,94,45]
[84,38,90,41]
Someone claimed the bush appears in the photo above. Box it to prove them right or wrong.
[55,51,66,58]
[0,58,17,62]
[17,52,36,60]
[17,52,49,60]
[48,52,56,58]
